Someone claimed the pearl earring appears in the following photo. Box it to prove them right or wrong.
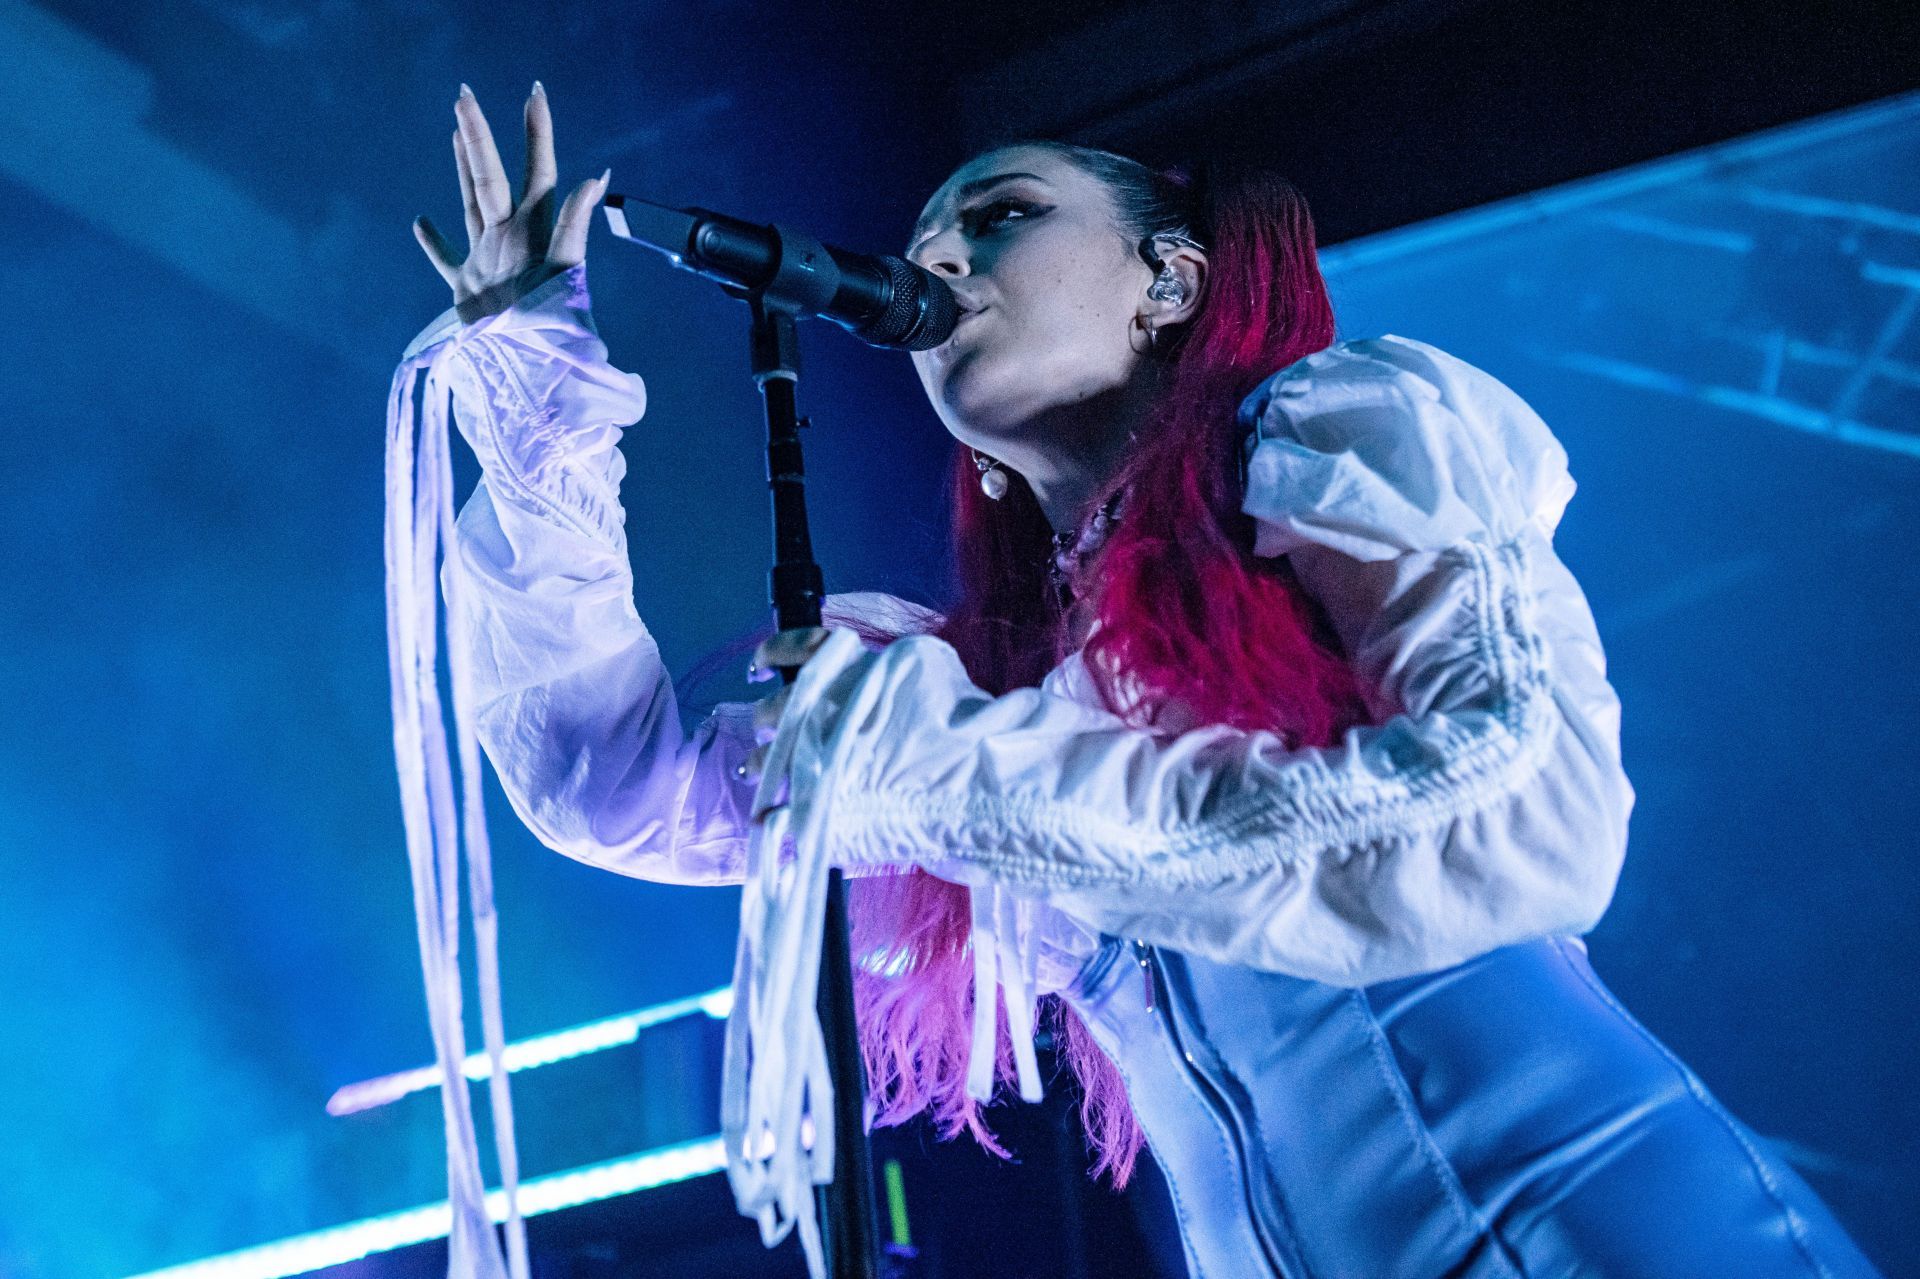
[973,448,1009,500]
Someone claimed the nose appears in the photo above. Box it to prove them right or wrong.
[907,228,969,278]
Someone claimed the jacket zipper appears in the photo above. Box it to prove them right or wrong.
[1134,940,1296,1278]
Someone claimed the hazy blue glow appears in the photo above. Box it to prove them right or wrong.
[0,3,949,1276]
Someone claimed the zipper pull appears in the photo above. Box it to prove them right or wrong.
[1134,940,1155,1012]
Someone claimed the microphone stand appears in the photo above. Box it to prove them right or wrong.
[603,192,954,1279]
[736,260,880,1279]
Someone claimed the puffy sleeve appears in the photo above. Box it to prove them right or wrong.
[415,264,937,885]
[773,335,1634,986]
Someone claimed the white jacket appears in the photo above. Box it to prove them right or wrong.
[391,262,1634,1270]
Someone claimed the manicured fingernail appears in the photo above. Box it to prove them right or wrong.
[598,167,612,186]
[531,80,545,97]
[458,83,474,100]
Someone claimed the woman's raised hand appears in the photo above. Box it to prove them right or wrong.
[413,83,611,325]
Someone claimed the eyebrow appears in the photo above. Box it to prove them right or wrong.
[910,171,1049,246]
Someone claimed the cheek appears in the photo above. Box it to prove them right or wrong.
[999,257,1137,378]
[1006,244,1134,332]
[917,243,1142,429]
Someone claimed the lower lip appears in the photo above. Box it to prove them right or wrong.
[938,309,983,352]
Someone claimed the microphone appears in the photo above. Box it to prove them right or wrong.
[601,193,959,351]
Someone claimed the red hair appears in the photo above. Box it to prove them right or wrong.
[849,150,1375,1185]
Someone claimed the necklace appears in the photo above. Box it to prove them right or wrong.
[1047,488,1126,607]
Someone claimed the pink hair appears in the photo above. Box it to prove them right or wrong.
[848,153,1376,1186]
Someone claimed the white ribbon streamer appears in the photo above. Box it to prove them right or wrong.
[385,350,529,1279]
[720,628,868,1279]
[721,632,1048,1279]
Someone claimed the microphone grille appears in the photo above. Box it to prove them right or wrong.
[867,255,958,351]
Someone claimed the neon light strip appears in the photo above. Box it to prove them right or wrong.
[325,985,732,1116]
[882,1158,911,1248]
[118,1136,728,1279]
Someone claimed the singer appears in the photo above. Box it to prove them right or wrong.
[398,85,1881,1277]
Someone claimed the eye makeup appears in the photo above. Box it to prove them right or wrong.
[910,171,1054,251]
[959,197,1050,237]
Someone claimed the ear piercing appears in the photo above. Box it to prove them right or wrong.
[972,448,1009,500]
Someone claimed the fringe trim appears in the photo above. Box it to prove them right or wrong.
[384,347,529,1279]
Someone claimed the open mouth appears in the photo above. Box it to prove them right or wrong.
[937,306,984,352]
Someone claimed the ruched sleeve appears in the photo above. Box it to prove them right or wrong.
[770,334,1635,988]
[413,264,936,885]
[1236,334,1576,560]
[391,267,948,1279]
[409,265,743,885]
